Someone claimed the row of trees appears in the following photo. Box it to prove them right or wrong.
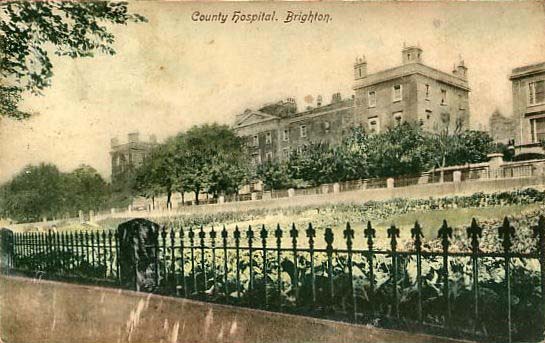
[0,164,120,222]
[134,124,251,207]
[133,122,498,205]
[256,123,496,190]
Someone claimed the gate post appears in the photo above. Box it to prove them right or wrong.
[117,218,160,292]
[0,228,14,274]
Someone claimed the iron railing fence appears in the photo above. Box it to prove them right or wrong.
[3,216,545,343]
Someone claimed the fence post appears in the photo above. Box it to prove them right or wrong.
[0,228,14,274]
[411,221,424,325]
[117,218,160,292]
[533,215,545,340]
[467,218,482,335]
[438,220,452,327]
[498,217,514,343]
[388,224,400,319]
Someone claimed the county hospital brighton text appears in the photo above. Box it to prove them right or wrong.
[191,10,332,24]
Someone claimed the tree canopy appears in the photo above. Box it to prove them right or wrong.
[0,1,145,119]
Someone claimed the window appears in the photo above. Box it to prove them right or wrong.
[425,84,430,99]
[265,152,273,161]
[283,129,289,141]
[324,121,330,133]
[368,118,379,133]
[296,146,304,154]
[252,135,259,146]
[531,117,545,143]
[252,153,261,164]
[265,132,272,144]
[425,109,432,120]
[282,148,290,158]
[458,94,465,110]
[300,125,307,138]
[392,85,402,102]
[441,89,447,105]
[393,111,403,125]
[529,81,545,105]
[368,91,376,107]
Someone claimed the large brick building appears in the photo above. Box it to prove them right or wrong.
[489,110,516,145]
[233,44,471,164]
[509,62,545,157]
[354,45,470,134]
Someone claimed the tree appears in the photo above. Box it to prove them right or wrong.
[64,165,109,213]
[0,1,146,119]
[256,161,293,191]
[0,163,65,222]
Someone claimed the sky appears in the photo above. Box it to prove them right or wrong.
[0,1,544,183]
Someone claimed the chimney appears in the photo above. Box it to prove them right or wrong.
[110,137,119,148]
[354,55,367,80]
[455,59,468,79]
[331,92,342,104]
[402,44,423,64]
[128,132,139,143]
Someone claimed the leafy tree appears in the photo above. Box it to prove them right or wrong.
[0,1,146,119]
[0,163,65,222]
[255,161,293,191]
[64,165,109,213]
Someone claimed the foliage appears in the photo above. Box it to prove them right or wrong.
[0,1,146,119]
[255,161,293,191]
[0,163,113,222]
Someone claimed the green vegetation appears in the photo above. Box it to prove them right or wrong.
[0,1,146,119]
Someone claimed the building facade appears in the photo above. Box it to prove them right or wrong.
[354,45,470,134]
[233,45,471,165]
[510,62,545,156]
[489,110,517,145]
[110,132,158,182]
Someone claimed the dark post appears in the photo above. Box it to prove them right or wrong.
[344,222,357,322]
[438,220,452,326]
[161,226,168,288]
[364,221,376,314]
[210,227,217,296]
[0,228,14,274]
[247,225,255,292]
[533,215,545,341]
[498,217,515,343]
[325,227,335,305]
[108,230,114,279]
[199,226,206,291]
[188,227,196,293]
[290,223,299,304]
[221,226,228,298]
[275,224,283,308]
[260,225,269,308]
[306,223,316,306]
[388,224,400,319]
[411,221,424,325]
[180,225,187,297]
[467,218,482,335]
[234,225,241,299]
[117,218,160,292]
[169,226,176,290]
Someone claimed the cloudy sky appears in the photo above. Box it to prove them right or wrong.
[0,1,544,182]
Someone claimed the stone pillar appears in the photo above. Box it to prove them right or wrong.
[453,170,462,183]
[111,208,116,214]
[117,218,160,292]
[251,192,258,201]
[78,210,84,223]
[0,228,13,274]
[387,178,395,189]
[128,204,132,213]
[288,188,295,198]
[89,210,94,222]
[262,191,272,201]
[333,183,340,193]
[218,195,225,204]
[321,184,330,194]
[487,153,504,177]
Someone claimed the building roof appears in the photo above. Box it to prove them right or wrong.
[353,62,470,91]
[510,62,545,80]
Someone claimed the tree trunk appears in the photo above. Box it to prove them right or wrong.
[152,196,155,210]
[195,187,200,205]
[440,154,446,183]
[166,190,172,210]
[181,192,185,206]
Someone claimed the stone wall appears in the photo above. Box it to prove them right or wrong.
[0,275,468,343]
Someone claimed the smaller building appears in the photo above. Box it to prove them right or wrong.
[510,61,545,157]
[489,110,516,144]
[110,132,158,183]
